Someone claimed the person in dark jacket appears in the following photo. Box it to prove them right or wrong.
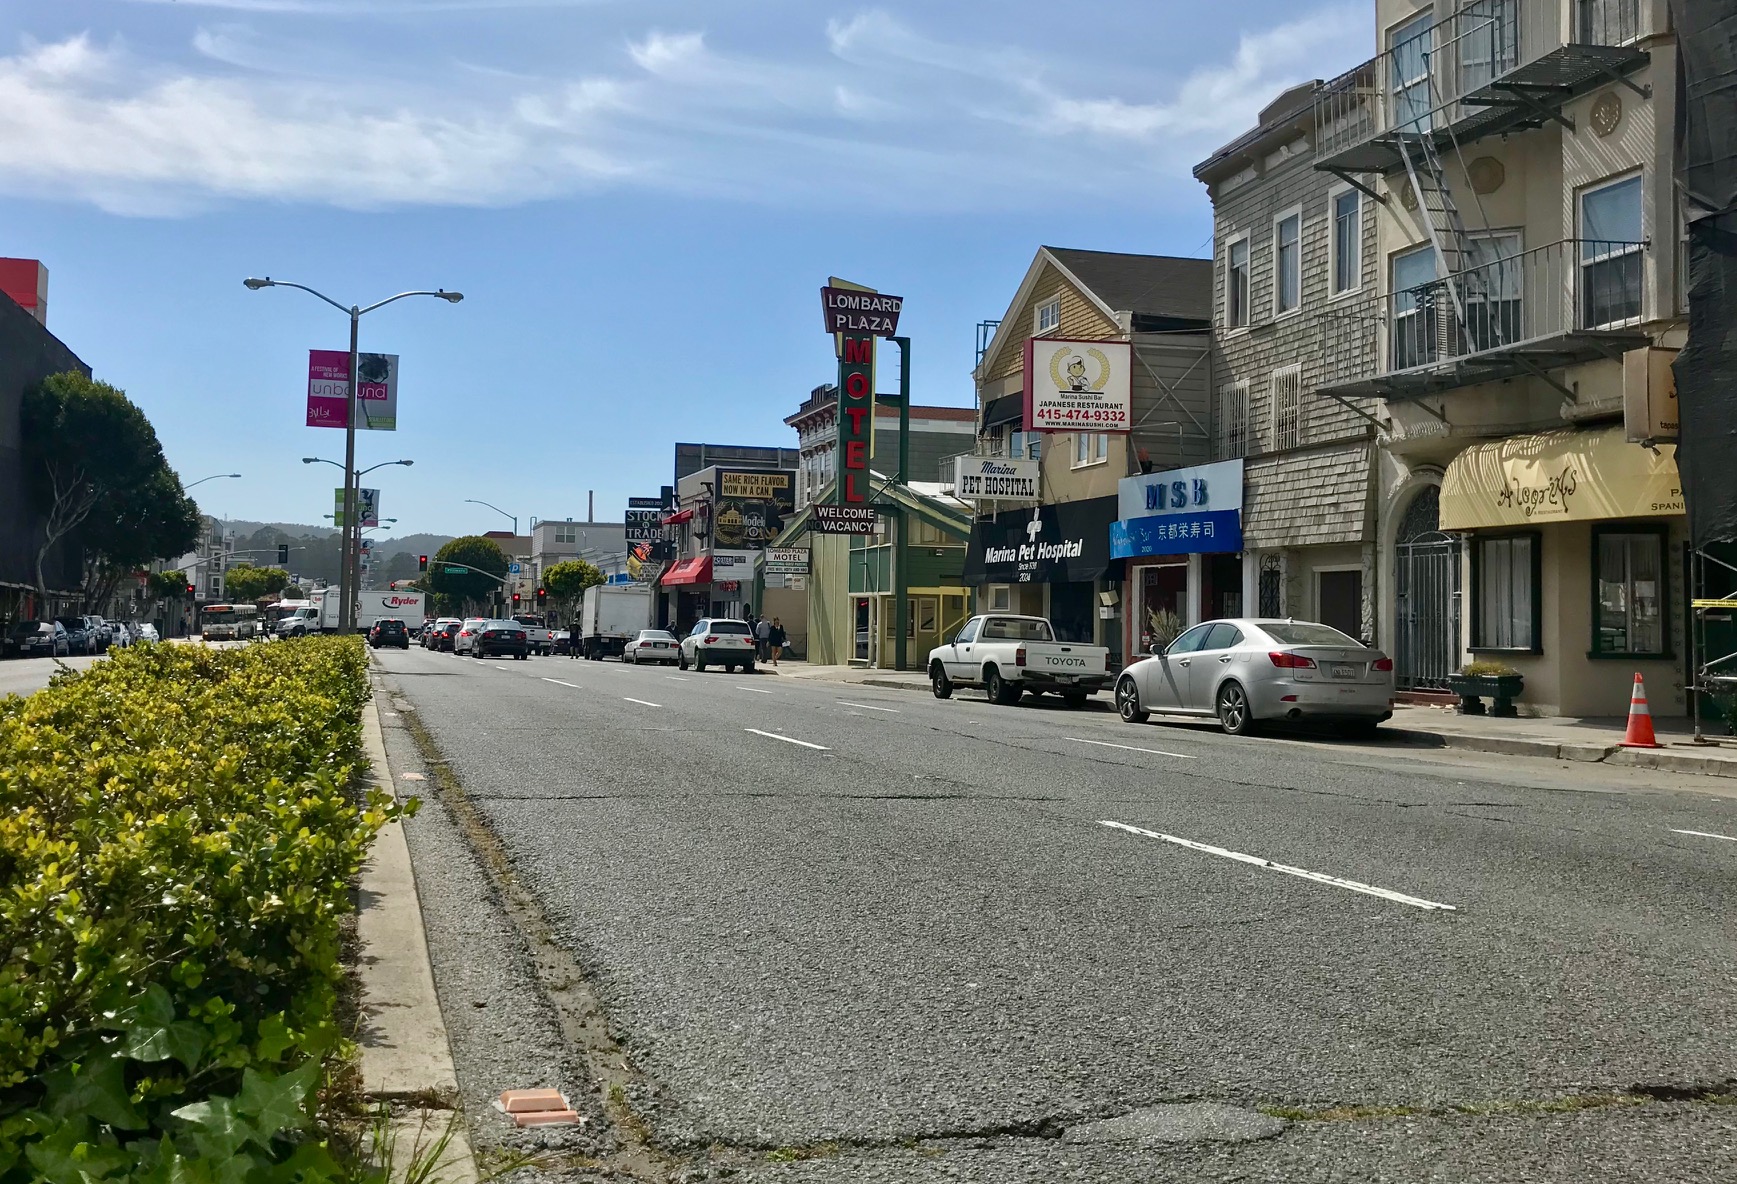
[769,617,787,666]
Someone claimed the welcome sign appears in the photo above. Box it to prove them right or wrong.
[1111,459,1243,557]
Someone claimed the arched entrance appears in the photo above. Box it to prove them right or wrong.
[1393,485,1459,690]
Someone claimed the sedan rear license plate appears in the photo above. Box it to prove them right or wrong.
[1331,663,1358,680]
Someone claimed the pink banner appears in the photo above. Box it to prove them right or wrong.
[306,349,351,429]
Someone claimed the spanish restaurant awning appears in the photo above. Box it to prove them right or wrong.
[1440,425,1684,531]
[659,557,713,586]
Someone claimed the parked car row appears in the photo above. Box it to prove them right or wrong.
[927,614,1395,738]
[5,616,157,659]
[416,617,531,659]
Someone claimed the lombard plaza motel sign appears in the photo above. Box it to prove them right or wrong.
[822,282,903,508]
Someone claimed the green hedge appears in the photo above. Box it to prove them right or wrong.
[0,638,398,1182]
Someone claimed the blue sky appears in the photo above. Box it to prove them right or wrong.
[1,0,1366,539]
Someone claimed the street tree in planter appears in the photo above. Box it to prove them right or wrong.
[542,559,604,620]
[427,536,509,615]
[21,371,193,607]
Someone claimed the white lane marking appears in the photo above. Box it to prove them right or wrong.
[622,697,662,708]
[745,728,829,751]
[1672,828,1737,843]
[667,676,691,682]
[1097,820,1457,912]
[495,665,515,671]
[736,686,773,693]
[1069,737,1196,760]
[837,701,900,713]
[541,678,581,689]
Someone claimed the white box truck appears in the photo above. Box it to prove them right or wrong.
[319,589,427,634]
[579,585,652,659]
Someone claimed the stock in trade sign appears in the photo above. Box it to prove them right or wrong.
[822,283,903,508]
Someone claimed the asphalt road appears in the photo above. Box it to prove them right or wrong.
[0,653,103,698]
[376,646,1737,1182]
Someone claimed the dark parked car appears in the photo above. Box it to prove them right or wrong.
[426,618,462,651]
[12,620,68,658]
[369,618,411,649]
[475,621,528,659]
[55,617,94,655]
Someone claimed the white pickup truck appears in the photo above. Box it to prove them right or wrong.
[512,615,554,655]
[926,614,1113,707]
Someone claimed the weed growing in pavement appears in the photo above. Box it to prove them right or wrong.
[764,1142,845,1163]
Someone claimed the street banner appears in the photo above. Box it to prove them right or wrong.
[764,547,810,574]
[333,487,380,528]
[953,455,1040,500]
[812,505,877,534]
[625,496,664,541]
[1023,338,1132,433]
[306,350,400,431]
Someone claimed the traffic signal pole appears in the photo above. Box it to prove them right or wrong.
[892,336,911,672]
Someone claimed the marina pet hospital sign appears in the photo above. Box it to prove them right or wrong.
[1111,459,1244,557]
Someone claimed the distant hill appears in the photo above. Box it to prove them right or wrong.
[218,521,451,557]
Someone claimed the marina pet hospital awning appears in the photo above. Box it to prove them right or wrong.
[963,496,1118,585]
[659,557,712,586]
[1440,425,1683,530]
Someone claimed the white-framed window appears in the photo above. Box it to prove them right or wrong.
[986,585,1012,613]
[1215,379,1251,460]
[1035,296,1061,335]
[1224,234,1250,329]
[554,525,578,544]
[1270,364,1302,450]
[1389,10,1435,134]
[1390,243,1439,370]
[1330,186,1362,297]
[1579,172,1644,328]
[1072,432,1109,468]
[1272,207,1302,316]
[1579,0,1641,46]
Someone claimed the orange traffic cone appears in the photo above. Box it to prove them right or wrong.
[1619,672,1663,749]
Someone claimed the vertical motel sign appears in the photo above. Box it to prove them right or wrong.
[821,286,904,505]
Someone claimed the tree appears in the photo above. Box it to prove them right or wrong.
[77,466,201,612]
[224,564,290,602]
[426,537,508,613]
[20,372,192,606]
[542,559,604,618]
[148,570,189,601]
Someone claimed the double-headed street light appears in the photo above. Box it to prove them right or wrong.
[304,457,411,621]
[246,276,460,631]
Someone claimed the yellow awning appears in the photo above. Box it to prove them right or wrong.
[1440,425,1683,531]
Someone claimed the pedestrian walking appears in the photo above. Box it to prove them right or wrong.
[755,615,772,662]
[769,617,786,666]
[570,613,583,659]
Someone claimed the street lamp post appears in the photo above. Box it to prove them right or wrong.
[185,473,242,492]
[245,277,460,631]
[303,457,412,629]
[464,498,519,535]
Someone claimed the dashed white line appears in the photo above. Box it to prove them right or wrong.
[494,664,516,671]
[745,728,829,750]
[1097,820,1457,912]
[1671,828,1737,843]
[622,697,662,708]
[541,678,581,689]
[667,676,691,682]
[736,686,774,694]
[837,701,900,713]
[1069,737,1196,759]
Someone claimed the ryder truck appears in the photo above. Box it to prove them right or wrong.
[319,590,427,634]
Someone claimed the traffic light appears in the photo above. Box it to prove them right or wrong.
[512,592,521,605]
[277,544,289,565]
[418,555,429,573]
[185,584,194,596]
[536,587,547,605]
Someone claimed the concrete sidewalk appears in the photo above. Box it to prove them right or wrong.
[766,661,1737,778]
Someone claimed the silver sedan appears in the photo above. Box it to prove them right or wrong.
[1114,618,1395,737]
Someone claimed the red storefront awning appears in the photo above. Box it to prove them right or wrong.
[661,508,695,526]
[659,557,713,586]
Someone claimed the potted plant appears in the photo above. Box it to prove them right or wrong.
[1446,660,1524,717]
[1146,608,1183,654]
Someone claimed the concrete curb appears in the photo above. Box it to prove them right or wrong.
[1387,725,1737,778]
[358,678,479,1183]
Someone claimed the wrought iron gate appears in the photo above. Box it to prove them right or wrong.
[1394,488,1459,691]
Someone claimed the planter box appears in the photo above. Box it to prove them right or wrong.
[1446,673,1524,718]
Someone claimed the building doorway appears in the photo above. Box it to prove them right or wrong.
[1137,561,1188,653]
[1394,486,1458,689]
[1317,569,1363,640]
[1050,581,1096,644]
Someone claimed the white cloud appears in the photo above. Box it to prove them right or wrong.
[0,8,1364,216]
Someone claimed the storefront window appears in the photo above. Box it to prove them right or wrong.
[1473,533,1539,651]
[1592,527,1667,656]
